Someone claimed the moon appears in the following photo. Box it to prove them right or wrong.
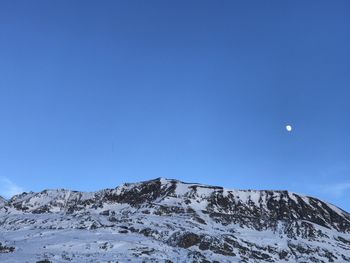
[286,125,292,132]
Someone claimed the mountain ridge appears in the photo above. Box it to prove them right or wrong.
[5,177,350,214]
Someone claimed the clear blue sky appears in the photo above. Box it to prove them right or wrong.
[0,1,349,211]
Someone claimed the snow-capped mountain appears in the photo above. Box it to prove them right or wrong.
[0,178,349,262]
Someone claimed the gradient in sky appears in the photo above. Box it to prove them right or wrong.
[0,1,349,211]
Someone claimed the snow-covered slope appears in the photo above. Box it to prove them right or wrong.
[0,178,349,262]
[0,196,6,208]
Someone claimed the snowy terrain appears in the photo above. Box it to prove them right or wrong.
[0,177,350,262]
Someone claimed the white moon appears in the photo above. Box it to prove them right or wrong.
[286,125,292,132]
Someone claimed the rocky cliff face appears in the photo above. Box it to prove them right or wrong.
[0,178,350,262]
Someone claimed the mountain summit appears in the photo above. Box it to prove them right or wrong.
[0,178,349,262]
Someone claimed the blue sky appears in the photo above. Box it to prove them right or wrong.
[0,1,350,211]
